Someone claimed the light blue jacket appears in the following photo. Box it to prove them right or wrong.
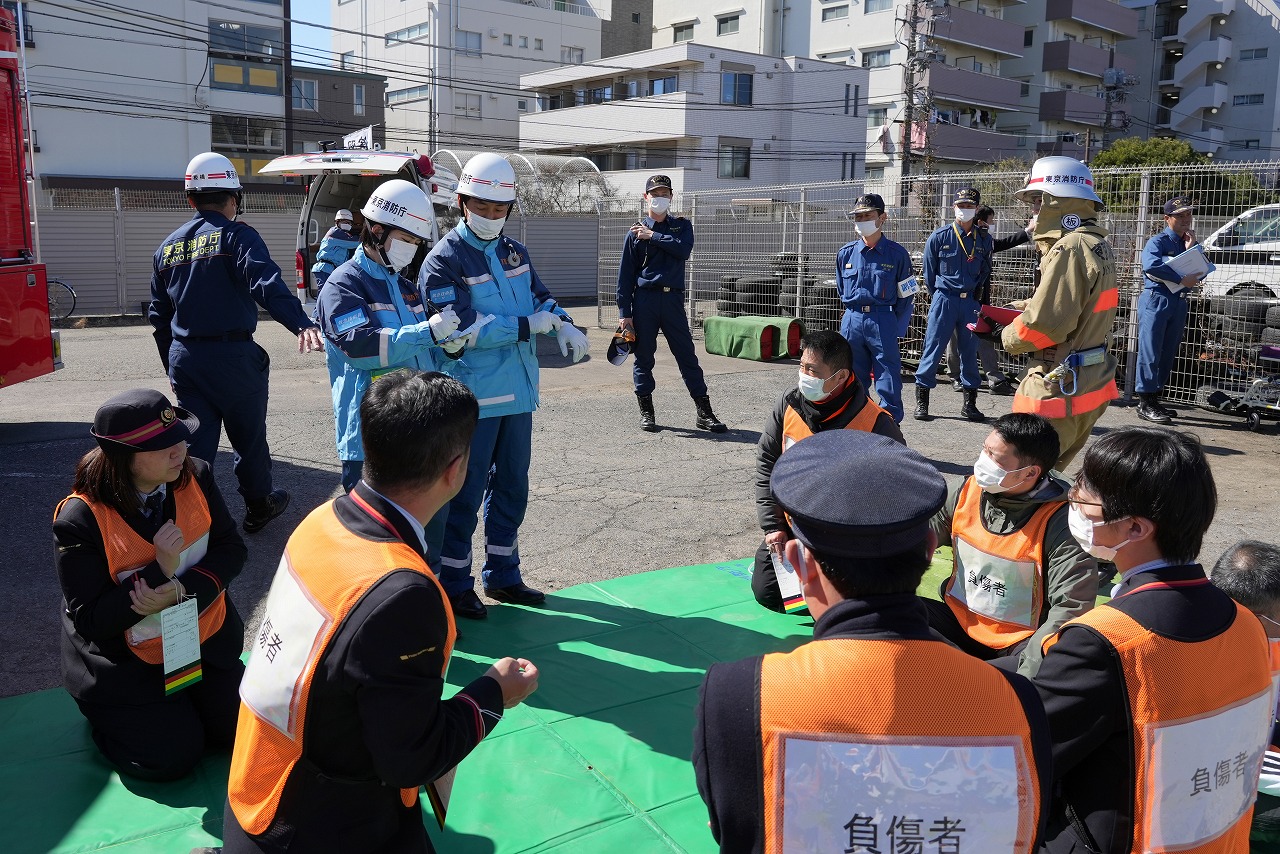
[317,247,445,460]
[418,222,571,419]
[312,225,360,274]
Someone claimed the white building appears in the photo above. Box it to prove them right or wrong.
[15,0,289,185]
[518,42,869,196]
[1122,0,1280,160]
[331,0,612,152]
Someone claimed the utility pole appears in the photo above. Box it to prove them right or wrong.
[898,0,938,208]
[1101,48,1137,152]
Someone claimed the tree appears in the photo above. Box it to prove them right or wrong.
[1089,136,1206,168]
[516,165,619,216]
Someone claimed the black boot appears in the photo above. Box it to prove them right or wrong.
[694,395,727,432]
[243,489,290,534]
[1136,394,1171,425]
[637,393,658,432]
[960,388,985,422]
[1155,397,1179,420]
[913,385,931,421]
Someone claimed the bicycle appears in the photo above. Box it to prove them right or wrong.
[47,277,76,322]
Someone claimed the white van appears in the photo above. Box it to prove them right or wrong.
[257,150,459,300]
[1200,203,1280,298]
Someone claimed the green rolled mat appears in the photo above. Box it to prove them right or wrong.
[704,315,804,361]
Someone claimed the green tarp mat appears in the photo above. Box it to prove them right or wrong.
[702,315,802,362]
[0,551,970,853]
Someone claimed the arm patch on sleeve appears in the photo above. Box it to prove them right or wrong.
[333,306,370,333]
[428,286,457,304]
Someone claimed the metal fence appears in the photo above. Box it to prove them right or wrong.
[596,161,1280,405]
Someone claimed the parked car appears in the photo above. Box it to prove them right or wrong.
[257,149,450,300]
[1200,203,1280,299]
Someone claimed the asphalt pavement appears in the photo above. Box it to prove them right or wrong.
[2,322,1278,697]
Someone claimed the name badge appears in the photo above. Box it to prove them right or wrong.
[161,598,202,694]
[897,276,920,298]
[333,306,369,333]
[429,286,457,304]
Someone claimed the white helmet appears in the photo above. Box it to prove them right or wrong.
[1014,156,1102,205]
[360,179,434,241]
[184,152,241,192]
[335,208,354,223]
[457,152,517,204]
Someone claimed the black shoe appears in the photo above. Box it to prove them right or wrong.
[1156,400,1179,419]
[960,388,985,422]
[913,385,931,420]
[449,589,488,620]
[484,582,546,606]
[952,379,964,392]
[637,393,658,432]
[990,378,1015,396]
[1136,395,1172,425]
[243,489,289,534]
[694,395,727,433]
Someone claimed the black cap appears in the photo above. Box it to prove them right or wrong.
[90,389,199,452]
[1163,196,1194,216]
[954,187,981,205]
[645,174,673,193]
[771,431,946,559]
[850,193,885,214]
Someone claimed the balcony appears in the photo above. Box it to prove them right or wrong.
[1189,125,1224,155]
[1172,36,1231,88]
[521,92,696,148]
[925,4,1023,57]
[1045,0,1139,38]
[1042,39,1136,79]
[1178,0,1235,40]
[926,64,1022,111]
[1038,89,1109,125]
[923,122,1026,162]
[1171,81,1228,131]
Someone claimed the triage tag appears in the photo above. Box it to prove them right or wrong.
[161,598,202,695]
[897,276,920,298]
[439,313,494,344]
[770,550,807,614]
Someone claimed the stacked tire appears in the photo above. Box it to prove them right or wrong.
[800,278,842,332]
[1266,304,1280,346]
[1203,286,1280,346]
[716,274,784,318]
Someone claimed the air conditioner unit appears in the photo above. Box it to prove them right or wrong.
[488,28,498,38]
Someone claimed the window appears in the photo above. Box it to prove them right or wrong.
[353,84,365,116]
[865,0,892,12]
[387,84,431,104]
[1241,48,1269,60]
[822,5,849,21]
[584,85,613,104]
[534,38,543,50]
[867,106,889,125]
[862,48,891,68]
[458,30,481,56]
[674,22,693,42]
[517,98,529,111]
[717,15,740,35]
[721,72,753,105]
[1064,33,1076,41]
[503,34,513,46]
[718,144,750,178]
[1019,80,1031,97]
[292,78,318,111]
[385,22,429,46]
[632,12,640,22]
[1234,93,1264,105]
[340,50,355,70]
[455,92,481,119]
[866,167,884,180]
[561,46,584,64]
[209,20,284,95]
[1024,28,1034,47]
[649,74,678,95]
[1,2,33,47]
[1229,139,1261,149]
[209,20,283,57]
[519,36,528,48]
[212,114,285,151]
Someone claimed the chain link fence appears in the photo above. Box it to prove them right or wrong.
[597,161,1280,405]
[36,186,304,212]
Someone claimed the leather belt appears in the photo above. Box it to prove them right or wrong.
[177,331,253,343]
[852,304,894,313]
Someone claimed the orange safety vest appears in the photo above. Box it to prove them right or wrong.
[781,394,886,451]
[1045,600,1276,853]
[57,480,220,665]
[945,478,1062,650]
[227,498,456,837]
[759,638,1044,853]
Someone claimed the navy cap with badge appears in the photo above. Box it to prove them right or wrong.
[954,187,981,205]
[91,389,200,452]
[1163,196,1195,216]
[607,325,636,366]
[770,431,946,559]
[645,174,674,193]
[850,193,886,215]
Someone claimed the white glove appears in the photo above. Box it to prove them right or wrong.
[527,311,562,336]
[441,336,467,355]
[428,307,460,344]
[556,323,589,363]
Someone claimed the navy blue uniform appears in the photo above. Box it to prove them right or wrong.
[616,215,708,397]
[1137,227,1194,395]
[916,222,993,391]
[148,211,316,502]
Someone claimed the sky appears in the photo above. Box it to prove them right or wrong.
[290,0,332,66]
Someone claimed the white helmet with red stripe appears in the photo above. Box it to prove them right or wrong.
[184,152,242,192]
[360,179,434,240]
[457,152,517,204]
[1015,156,1102,205]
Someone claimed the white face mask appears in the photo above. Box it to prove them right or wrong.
[648,196,671,215]
[382,237,418,272]
[337,221,352,232]
[467,212,506,240]
[972,451,1030,494]
[955,206,976,223]
[855,219,880,238]
[1068,504,1132,562]
[797,370,839,402]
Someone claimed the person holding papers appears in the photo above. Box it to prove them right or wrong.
[1137,195,1203,425]
[53,389,247,781]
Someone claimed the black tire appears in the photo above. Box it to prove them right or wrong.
[770,252,809,278]
[47,278,76,322]
[1262,327,1280,345]
[717,286,736,301]
[1267,305,1280,327]
[720,274,739,287]
[1246,410,1263,432]
[715,298,739,318]
[1205,287,1279,323]
[802,303,842,332]
[735,275,783,295]
[804,284,839,306]
[1215,318,1266,340]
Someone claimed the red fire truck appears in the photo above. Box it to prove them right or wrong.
[0,7,60,390]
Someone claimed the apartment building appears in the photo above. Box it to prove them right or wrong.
[1123,0,1280,160]
[291,65,387,153]
[10,0,292,186]
[331,0,612,152]
[518,42,868,196]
